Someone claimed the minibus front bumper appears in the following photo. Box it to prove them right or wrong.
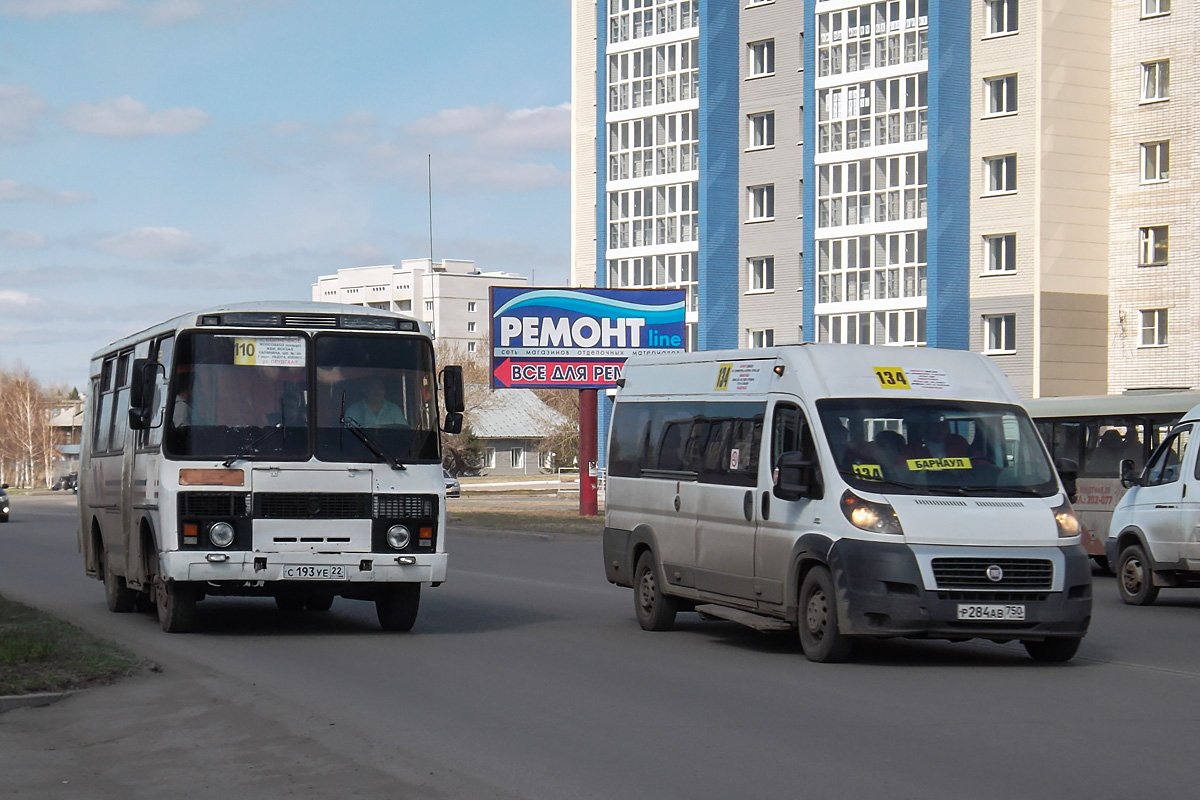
[827,540,1092,640]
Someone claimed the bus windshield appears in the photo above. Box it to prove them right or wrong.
[165,330,440,464]
[816,398,1058,497]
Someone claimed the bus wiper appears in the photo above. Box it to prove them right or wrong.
[222,424,282,468]
[339,414,406,470]
[837,470,924,492]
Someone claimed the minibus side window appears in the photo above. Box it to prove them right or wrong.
[771,403,816,470]
[1145,426,1191,486]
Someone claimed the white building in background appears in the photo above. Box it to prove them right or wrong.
[312,258,527,354]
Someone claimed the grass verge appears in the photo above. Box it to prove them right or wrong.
[449,508,605,536]
[0,594,139,696]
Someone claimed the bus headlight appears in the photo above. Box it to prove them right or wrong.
[840,490,903,535]
[1052,498,1080,539]
[387,525,411,550]
[208,521,235,548]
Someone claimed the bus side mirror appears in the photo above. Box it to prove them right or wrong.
[441,365,464,413]
[128,358,159,430]
[774,450,824,501]
[1055,457,1078,504]
[442,412,463,435]
[1120,458,1142,489]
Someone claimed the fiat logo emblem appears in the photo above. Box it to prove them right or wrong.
[986,565,1004,582]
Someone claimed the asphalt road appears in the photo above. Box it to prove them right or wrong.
[4,494,1200,799]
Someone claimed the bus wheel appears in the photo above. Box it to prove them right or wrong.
[1023,637,1082,663]
[156,578,198,633]
[1117,544,1159,606]
[100,549,135,613]
[798,566,853,663]
[305,591,335,612]
[376,584,420,631]
[633,551,678,632]
[274,590,306,613]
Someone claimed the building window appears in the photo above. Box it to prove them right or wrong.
[749,112,775,148]
[1139,226,1168,266]
[467,301,477,312]
[984,154,1017,194]
[748,184,775,220]
[1142,0,1171,17]
[467,321,477,333]
[984,314,1017,354]
[1142,60,1169,102]
[1140,308,1168,347]
[467,341,477,353]
[1141,140,1169,183]
[984,234,1016,273]
[750,329,775,348]
[484,447,496,469]
[511,447,524,468]
[984,74,1018,116]
[749,40,775,77]
[985,0,1018,35]
[424,301,434,312]
[749,257,775,291]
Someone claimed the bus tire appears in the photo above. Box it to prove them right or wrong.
[798,566,853,663]
[1117,544,1159,606]
[376,584,420,631]
[274,589,306,613]
[1023,637,1082,663]
[156,578,198,633]
[100,549,135,613]
[633,551,677,632]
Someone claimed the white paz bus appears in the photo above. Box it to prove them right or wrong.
[79,302,464,632]
[604,344,1092,662]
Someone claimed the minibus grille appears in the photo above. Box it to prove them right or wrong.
[283,313,339,328]
[373,494,436,519]
[932,558,1053,590]
[179,492,248,518]
[254,493,371,519]
[937,591,1050,603]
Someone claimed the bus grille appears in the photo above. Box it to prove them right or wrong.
[374,494,436,519]
[283,314,339,328]
[254,493,371,519]
[179,492,248,518]
[932,558,1053,590]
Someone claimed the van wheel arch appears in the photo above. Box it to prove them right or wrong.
[786,534,836,622]
[628,524,659,577]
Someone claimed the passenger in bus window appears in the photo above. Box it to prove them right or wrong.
[173,383,194,428]
[904,417,969,460]
[346,378,407,427]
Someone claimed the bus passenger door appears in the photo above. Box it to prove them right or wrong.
[753,399,821,612]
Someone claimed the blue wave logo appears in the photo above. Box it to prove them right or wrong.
[494,289,684,324]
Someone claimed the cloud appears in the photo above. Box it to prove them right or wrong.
[0,0,126,17]
[0,84,49,143]
[141,0,203,25]
[407,103,570,153]
[62,96,210,138]
[0,179,94,205]
[0,289,38,307]
[94,226,216,260]
[0,230,47,249]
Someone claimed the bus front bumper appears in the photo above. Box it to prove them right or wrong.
[160,551,448,584]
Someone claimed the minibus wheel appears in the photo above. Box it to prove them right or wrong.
[798,566,852,663]
[376,583,420,631]
[156,577,198,633]
[634,551,677,632]
[1023,637,1081,663]
[1117,544,1159,606]
[99,547,135,614]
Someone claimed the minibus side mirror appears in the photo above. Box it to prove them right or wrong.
[1120,458,1142,489]
[774,450,824,501]
[127,358,159,430]
[441,365,465,413]
[1055,457,1079,504]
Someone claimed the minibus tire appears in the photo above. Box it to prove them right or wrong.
[156,578,198,633]
[376,584,420,631]
[634,551,677,631]
[798,566,852,663]
[100,548,135,613]
[1117,544,1159,606]
[1023,637,1081,663]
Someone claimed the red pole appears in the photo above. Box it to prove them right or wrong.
[579,388,598,517]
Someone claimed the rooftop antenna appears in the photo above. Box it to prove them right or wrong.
[427,154,434,268]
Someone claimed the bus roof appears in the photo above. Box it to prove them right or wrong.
[90,301,428,361]
[1024,391,1200,420]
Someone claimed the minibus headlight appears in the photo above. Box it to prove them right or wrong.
[387,525,411,550]
[1052,498,1081,539]
[208,521,235,548]
[840,490,903,535]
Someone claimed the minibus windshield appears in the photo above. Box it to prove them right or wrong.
[816,398,1059,497]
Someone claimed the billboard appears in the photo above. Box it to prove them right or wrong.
[490,287,686,389]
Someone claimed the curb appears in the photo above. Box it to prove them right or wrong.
[0,691,73,714]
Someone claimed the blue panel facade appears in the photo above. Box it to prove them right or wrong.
[697,0,739,351]
[925,3,971,350]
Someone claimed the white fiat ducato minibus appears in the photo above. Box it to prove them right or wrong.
[603,344,1092,662]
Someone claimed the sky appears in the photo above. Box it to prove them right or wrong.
[0,0,572,391]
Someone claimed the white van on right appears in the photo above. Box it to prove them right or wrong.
[1107,402,1200,604]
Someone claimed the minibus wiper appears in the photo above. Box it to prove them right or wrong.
[837,470,924,492]
[339,414,406,471]
[222,424,282,468]
[957,485,1045,497]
